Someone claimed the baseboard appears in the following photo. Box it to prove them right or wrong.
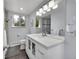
[9,43,20,47]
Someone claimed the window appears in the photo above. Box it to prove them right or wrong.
[12,14,25,27]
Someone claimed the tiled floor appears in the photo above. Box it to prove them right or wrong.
[6,50,29,59]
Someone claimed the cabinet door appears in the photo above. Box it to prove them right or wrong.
[32,42,36,55]
[25,39,28,49]
[28,39,31,50]
[37,49,45,59]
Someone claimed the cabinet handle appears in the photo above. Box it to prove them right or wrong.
[38,49,45,55]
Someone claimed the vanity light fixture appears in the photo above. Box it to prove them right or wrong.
[36,0,60,16]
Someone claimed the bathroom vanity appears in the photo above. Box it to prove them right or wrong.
[25,34,64,59]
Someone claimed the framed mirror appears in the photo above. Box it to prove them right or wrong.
[12,15,25,27]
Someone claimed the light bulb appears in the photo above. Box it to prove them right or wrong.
[39,8,46,14]
[49,0,54,8]
[43,4,48,11]
[52,4,58,9]
[36,11,42,16]
[20,8,23,10]
[39,13,42,16]
[36,11,39,16]
[39,8,43,13]
[47,8,51,12]
[42,11,46,14]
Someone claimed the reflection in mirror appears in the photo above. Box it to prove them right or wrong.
[35,16,40,28]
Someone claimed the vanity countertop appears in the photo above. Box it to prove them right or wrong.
[26,34,65,49]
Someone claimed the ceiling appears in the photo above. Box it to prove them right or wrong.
[4,0,49,15]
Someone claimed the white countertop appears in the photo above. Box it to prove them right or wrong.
[26,34,65,49]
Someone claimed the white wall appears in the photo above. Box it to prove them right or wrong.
[7,11,30,46]
[65,0,76,59]
[51,0,66,35]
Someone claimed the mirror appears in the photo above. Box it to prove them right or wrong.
[12,15,25,27]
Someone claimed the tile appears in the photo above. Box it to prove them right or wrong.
[6,50,29,59]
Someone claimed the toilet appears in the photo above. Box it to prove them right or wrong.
[19,39,26,50]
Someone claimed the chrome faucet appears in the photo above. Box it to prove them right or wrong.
[42,32,47,36]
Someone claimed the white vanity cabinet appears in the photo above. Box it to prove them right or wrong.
[25,34,64,59]
[25,37,37,59]
[36,43,64,59]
